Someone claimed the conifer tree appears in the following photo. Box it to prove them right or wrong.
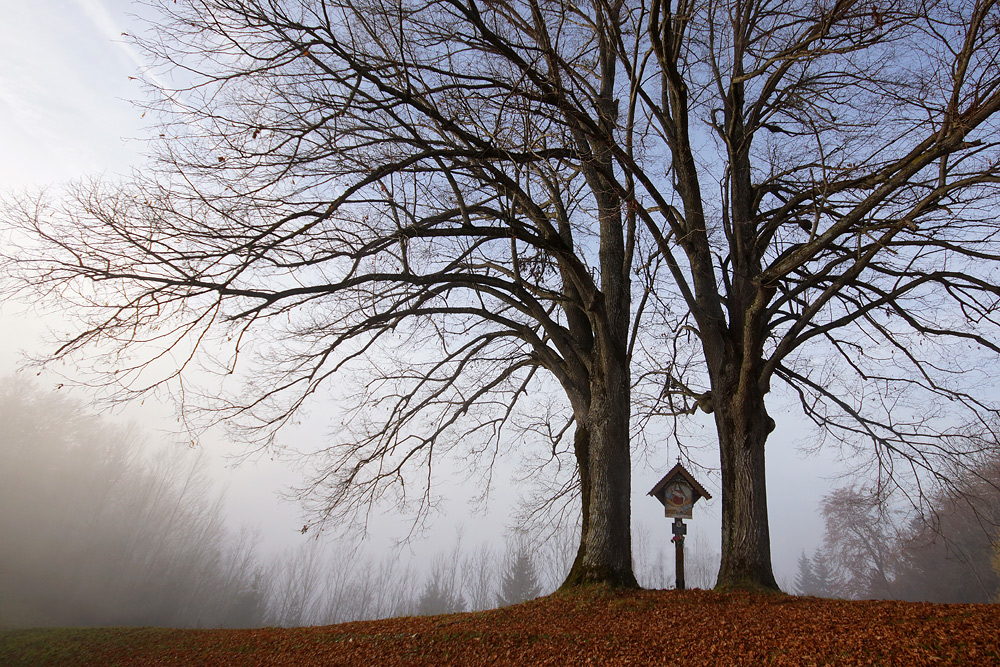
[497,539,542,608]
[810,552,835,598]
[416,557,465,616]
[793,552,816,597]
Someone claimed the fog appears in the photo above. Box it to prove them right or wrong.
[3,294,994,627]
[0,380,264,627]
[2,376,995,630]
[0,377,725,629]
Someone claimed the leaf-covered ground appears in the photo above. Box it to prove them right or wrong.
[2,588,998,666]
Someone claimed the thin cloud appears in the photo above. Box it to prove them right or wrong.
[73,0,191,120]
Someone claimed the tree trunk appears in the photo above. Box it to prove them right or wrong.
[563,424,592,586]
[561,366,637,588]
[559,102,636,587]
[581,359,637,587]
[714,383,780,591]
[560,285,637,589]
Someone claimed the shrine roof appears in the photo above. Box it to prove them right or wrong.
[648,461,713,501]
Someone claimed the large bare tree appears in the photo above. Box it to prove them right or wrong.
[5,0,650,588]
[5,0,1000,591]
[628,0,1000,589]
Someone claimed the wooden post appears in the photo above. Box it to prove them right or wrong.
[675,536,685,590]
[673,518,686,590]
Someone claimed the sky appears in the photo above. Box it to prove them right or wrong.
[0,0,842,585]
[0,0,143,189]
[0,0,313,558]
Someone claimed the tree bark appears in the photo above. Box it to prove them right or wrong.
[561,358,637,589]
[713,381,779,591]
[563,424,592,586]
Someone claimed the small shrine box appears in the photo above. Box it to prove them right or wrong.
[648,462,712,519]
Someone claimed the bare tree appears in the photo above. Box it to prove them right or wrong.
[822,452,1000,603]
[266,540,326,627]
[6,0,1000,592]
[820,485,902,599]
[631,521,671,589]
[462,542,501,612]
[685,530,721,590]
[621,0,1000,590]
[3,0,649,588]
[307,541,417,623]
[529,520,580,593]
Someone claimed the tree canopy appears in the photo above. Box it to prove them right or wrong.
[5,0,1000,590]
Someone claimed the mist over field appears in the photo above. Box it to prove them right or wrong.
[1,378,997,631]
[0,378,726,629]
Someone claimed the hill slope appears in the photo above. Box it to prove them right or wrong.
[2,588,998,665]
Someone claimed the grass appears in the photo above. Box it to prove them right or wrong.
[1,588,998,666]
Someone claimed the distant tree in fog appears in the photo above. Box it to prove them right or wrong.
[994,535,1000,602]
[821,454,1000,603]
[795,550,836,598]
[683,531,720,591]
[0,379,267,628]
[462,543,500,612]
[820,486,902,600]
[888,458,1000,604]
[416,553,466,616]
[631,522,670,590]
[496,534,541,608]
[265,540,325,627]
[810,554,836,599]
[1,380,589,629]
[793,552,815,597]
[632,520,718,590]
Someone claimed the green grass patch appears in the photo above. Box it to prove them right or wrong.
[0,627,173,666]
